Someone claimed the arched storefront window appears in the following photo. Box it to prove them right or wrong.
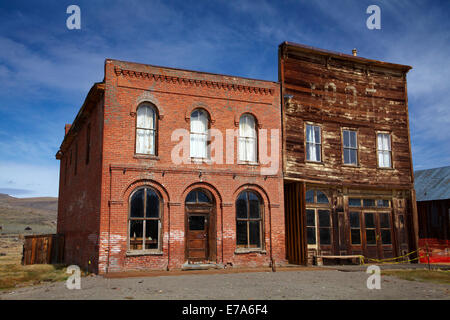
[236,190,263,249]
[128,187,162,251]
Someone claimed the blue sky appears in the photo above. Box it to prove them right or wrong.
[0,0,449,197]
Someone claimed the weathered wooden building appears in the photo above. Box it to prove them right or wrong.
[279,42,418,265]
[415,166,450,263]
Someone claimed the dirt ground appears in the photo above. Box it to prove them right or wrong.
[1,267,449,300]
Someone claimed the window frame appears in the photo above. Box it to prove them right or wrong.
[135,103,158,157]
[189,108,210,160]
[235,190,264,252]
[305,123,323,163]
[341,128,359,166]
[376,131,393,169]
[127,186,163,255]
[305,189,332,249]
[238,113,258,164]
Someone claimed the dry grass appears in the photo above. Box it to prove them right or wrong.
[382,269,450,285]
[0,236,70,291]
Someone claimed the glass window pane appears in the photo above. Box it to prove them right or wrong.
[315,144,321,162]
[365,213,375,228]
[343,130,349,147]
[351,229,361,245]
[379,213,390,229]
[129,220,143,250]
[350,149,357,165]
[197,190,210,203]
[314,126,321,143]
[350,131,357,148]
[363,199,376,207]
[316,191,329,204]
[306,125,313,143]
[366,229,376,245]
[381,229,391,244]
[344,148,350,164]
[383,151,391,168]
[349,198,361,207]
[318,210,330,227]
[249,193,260,219]
[377,199,390,207]
[349,212,360,228]
[130,189,144,218]
[236,193,248,219]
[307,227,316,244]
[146,189,159,218]
[145,220,159,249]
[249,221,261,247]
[189,216,205,231]
[319,228,331,245]
[306,142,313,161]
[236,221,248,246]
[186,191,196,203]
[306,190,314,203]
[306,209,315,226]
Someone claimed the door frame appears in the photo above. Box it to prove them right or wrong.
[184,190,216,263]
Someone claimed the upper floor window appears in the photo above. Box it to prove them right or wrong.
[136,104,156,155]
[306,124,321,162]
[343,129,358,165]
[238,114,257,163]
[190,109,209,159]
[377,133,391,168]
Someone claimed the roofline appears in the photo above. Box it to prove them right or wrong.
[56,82,104,159]
[280,41,412,72]
[105,58,279,85]
[414,165,450,174]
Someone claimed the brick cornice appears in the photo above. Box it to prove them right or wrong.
[114,67,275,96]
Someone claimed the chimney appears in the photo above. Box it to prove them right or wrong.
[352,48,357,57]
[65,124,72,136]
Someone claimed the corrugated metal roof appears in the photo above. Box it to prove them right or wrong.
[414,166,450,201]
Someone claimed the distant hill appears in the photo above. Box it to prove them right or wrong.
[0,193,57,235]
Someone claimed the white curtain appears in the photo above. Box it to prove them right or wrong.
[136,105,155,154]
[239,114,257,162]
[306,125,320,161]
[377,133,391,167]
[190,109,209,158]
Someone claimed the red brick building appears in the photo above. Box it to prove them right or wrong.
[56,59,285,274]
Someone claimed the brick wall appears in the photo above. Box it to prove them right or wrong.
[58,59,286,274]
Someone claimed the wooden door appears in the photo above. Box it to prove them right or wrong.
[186,213,208,263]
[363,212,394,260]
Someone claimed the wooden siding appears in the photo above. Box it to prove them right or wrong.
[22,234,64,265]
[279,45,414,189]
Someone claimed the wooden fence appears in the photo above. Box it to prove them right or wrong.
[22,234,64,265]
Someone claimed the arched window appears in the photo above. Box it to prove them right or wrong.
[136,104,156,155]
[190,109,209,159]
[236,190,263,249]
[239,114,257,162]
[185,189,212,204]
[129,187,162,251]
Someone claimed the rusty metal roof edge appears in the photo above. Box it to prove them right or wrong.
[280,41,412,72]
[414,165,450,201]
